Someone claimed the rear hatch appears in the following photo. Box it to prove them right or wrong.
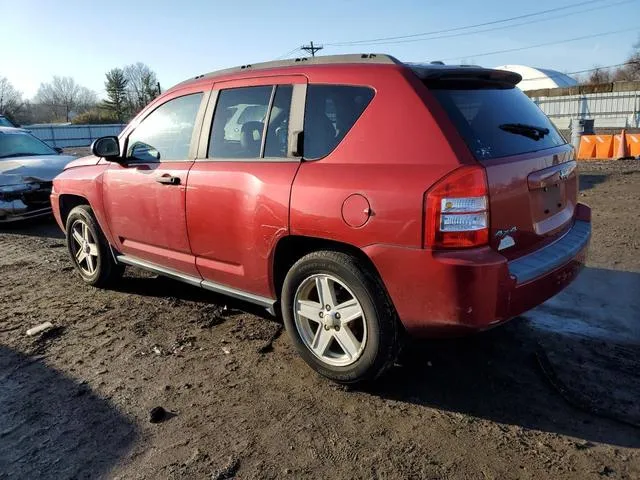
[418,67,576,260]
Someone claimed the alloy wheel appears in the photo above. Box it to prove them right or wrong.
[293,274,367,367]
[70,219,99,276]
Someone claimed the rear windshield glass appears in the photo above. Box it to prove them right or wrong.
[430,86,565,161]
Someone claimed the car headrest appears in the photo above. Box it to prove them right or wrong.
[240,121,264,156]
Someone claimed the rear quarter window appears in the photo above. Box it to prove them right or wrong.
[430,86,565,161]
[304,85,374,160]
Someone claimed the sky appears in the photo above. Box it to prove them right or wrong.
[1,0,638,99]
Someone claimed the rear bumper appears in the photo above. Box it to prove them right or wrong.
[364,204,591,336]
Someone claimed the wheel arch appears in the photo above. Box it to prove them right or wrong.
[271,235,387,299]
[59,194,91,226]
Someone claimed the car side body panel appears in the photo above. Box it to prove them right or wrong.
[51,163,114,243]
[186,75,306,299]
[102,160,198,276]
[187,162,300,298]
[290,66,465,250]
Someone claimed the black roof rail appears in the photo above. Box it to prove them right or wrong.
[173,53,402,88]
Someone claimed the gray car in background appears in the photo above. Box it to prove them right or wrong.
[0,127,75,222]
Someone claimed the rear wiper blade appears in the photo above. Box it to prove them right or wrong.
[499,123,549,140]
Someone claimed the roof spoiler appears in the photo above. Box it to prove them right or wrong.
[408,64,522,86]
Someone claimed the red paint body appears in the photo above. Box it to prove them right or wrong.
[51,60,591,336]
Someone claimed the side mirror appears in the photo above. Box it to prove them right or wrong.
[91,136,120,159]
[54,147,63,154]
[290,130,304,157]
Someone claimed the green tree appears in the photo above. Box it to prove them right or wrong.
[103,68,128,121]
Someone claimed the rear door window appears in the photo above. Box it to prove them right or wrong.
[208,85,293,159]
[304,85,374,159]
[430,86,565,161]
[209,86,272,158]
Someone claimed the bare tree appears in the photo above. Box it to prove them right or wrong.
[0,77,24,120]
[123,62,159,114]
[76,87,98,112]
[612,52,640,81]
[585,66,613,85]
[34,76,97,122]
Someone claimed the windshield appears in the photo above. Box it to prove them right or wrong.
[429,85,565,161]
[0,116,16,127]
[0,131,57,159]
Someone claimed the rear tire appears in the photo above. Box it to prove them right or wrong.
[281,250,400,384]
[65,205,123,287]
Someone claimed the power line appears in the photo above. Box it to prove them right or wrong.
[275,47,303,60]
[516,61,640,83]
[324,0,611,46]
[301,41,324,57]
[440,27,639,61]
[327,0,636,47]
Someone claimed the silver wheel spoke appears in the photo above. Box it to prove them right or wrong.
[85,253,95,273]
[334,299,362,323]
[334,325,361,359]
[72,229,84,246]
[87,243,98,256]
[297,299,323,321]
[76,249,87,264]
[312,327,333,356]
[316,276,336,308]
[82,222,89,242]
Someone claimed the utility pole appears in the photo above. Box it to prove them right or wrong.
[301,41,323,57]
[156,82,161,96]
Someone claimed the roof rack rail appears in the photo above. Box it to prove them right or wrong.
[173,53,401,88]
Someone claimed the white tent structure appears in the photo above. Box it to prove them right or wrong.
[494,65,578,91]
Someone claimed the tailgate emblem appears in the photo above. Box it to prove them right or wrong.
[558,164,575,180]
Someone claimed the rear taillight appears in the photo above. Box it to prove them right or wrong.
[424,166,489,249]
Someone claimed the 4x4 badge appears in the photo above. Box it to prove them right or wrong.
[557,162,575,181]
[495,226,517,239]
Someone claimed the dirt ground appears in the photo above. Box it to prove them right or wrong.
[0,160,639,479]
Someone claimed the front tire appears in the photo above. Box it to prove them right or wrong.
[65,205,123,287]
[281,251,400,384]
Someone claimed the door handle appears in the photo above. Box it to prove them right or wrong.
[156,175,181,185]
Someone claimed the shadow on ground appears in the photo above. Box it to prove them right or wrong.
[114,270,276,321]
[0,216,64,239]
[0,345,137,479]
[579,173,609,191]
[370,267,640,448]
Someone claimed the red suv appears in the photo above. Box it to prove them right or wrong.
[51,54,591,384]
